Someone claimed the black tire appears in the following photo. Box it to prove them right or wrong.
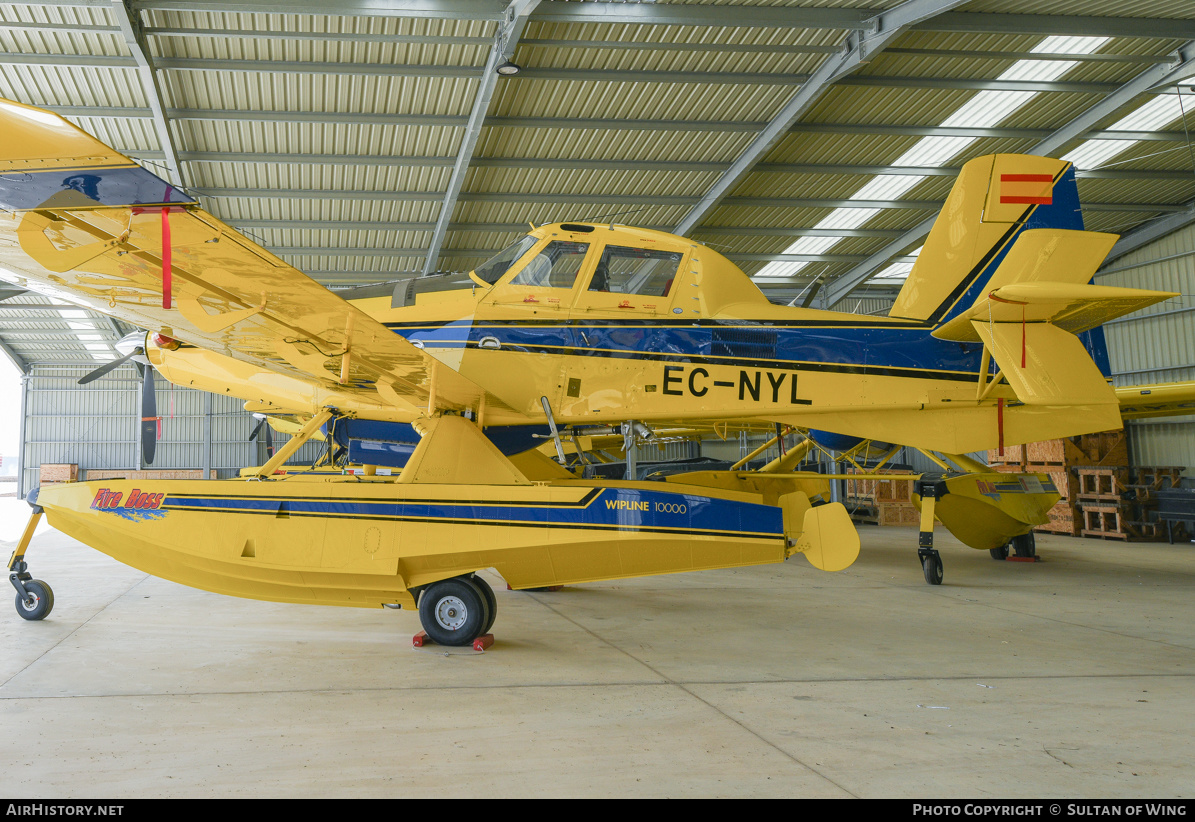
[471,574,498,636]
[990,544,1009,561]
[1013,533,1036,558]
[15,579,54,621]
[922,554,943,586]
[418,578,488,647]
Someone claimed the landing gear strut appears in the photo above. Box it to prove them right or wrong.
[8,505,53,620]
[915,476,946,586]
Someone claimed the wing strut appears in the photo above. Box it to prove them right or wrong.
[251,409,333,479]
[539,396,567,465]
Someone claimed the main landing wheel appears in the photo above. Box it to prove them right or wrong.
[470,574,498,635]
[418,577,490,647]
[1012,533,1036,558]
[922,553,944,586]
[15,579,54,621]
[990,543,1009,561]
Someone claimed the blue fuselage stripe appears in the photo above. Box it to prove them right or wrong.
[161,488,785,539]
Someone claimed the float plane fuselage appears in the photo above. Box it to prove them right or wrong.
[0,97,1181,645]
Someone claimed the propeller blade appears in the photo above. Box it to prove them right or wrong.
[140,366,157,466]
[265,421,274,457]
[248,417,266,441]
[77,347,141,385]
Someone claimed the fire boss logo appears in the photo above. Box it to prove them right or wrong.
[91,488,165,511]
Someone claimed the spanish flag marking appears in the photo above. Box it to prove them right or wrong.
[999,173,1054,205]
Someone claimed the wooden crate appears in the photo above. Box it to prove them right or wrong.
[39,463,78,484]
[851,500,921,527]
[1035,500,1082,536]
[845,468,913,504]
[985,444,1025,468]
[993,463,1078,502]
[1015,430,1129,467]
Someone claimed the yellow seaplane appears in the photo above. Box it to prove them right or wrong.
[0,97,1185,647]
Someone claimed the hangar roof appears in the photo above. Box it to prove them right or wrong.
[1,0,1194,369]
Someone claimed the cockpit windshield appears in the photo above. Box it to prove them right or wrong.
[472,235,539,284]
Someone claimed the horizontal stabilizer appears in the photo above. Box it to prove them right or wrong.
[936,282,1177,342]
[933,229,1174,341]
[972,320,1117,406]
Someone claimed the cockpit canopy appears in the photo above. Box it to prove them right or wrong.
[392,223,769,316]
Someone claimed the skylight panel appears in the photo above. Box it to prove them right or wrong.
[1063,94,1191,171]
[754,34,1109,283]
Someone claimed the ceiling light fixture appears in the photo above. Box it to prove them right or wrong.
[496,60,521,76]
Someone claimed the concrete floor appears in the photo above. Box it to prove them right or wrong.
[1,498,1193,798]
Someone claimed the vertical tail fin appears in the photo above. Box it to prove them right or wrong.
[891,154,1084,326]
[893,153,1117,374]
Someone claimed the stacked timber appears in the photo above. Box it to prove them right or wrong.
[845,468,919,526]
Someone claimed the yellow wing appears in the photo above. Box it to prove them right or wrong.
[0,98,513,421]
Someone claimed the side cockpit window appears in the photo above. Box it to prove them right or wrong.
[589,246,682,297]
[510,241,590,289]
[473,236,538,284]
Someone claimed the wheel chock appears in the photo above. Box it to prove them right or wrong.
[411,630,495,652]
[1004,555,1042,563]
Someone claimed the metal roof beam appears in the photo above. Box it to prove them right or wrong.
[227,219,910,239]
[116,150,1195,181]
[674,0,974,238]
[126,0,867,27]
[191,188,1183,213]
[10,50,1133,92]
[145,26,493,45]
[820,41,1195,311]
[0,334,30,375]
[9,20,1161,62]
[116,2,1195,40]
[112,0,184,187]
[422,0,541,276]
[274,247,921,265]
[912,12,1195,40]
[131,0,509,20]
[44,105,1195,141]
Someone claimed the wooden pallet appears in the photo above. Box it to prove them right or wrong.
[1081,504,1131,540]
[1076,466,1130,502]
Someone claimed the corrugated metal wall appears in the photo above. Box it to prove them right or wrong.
[1099,223,1195,479]
[18,364,325,496]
